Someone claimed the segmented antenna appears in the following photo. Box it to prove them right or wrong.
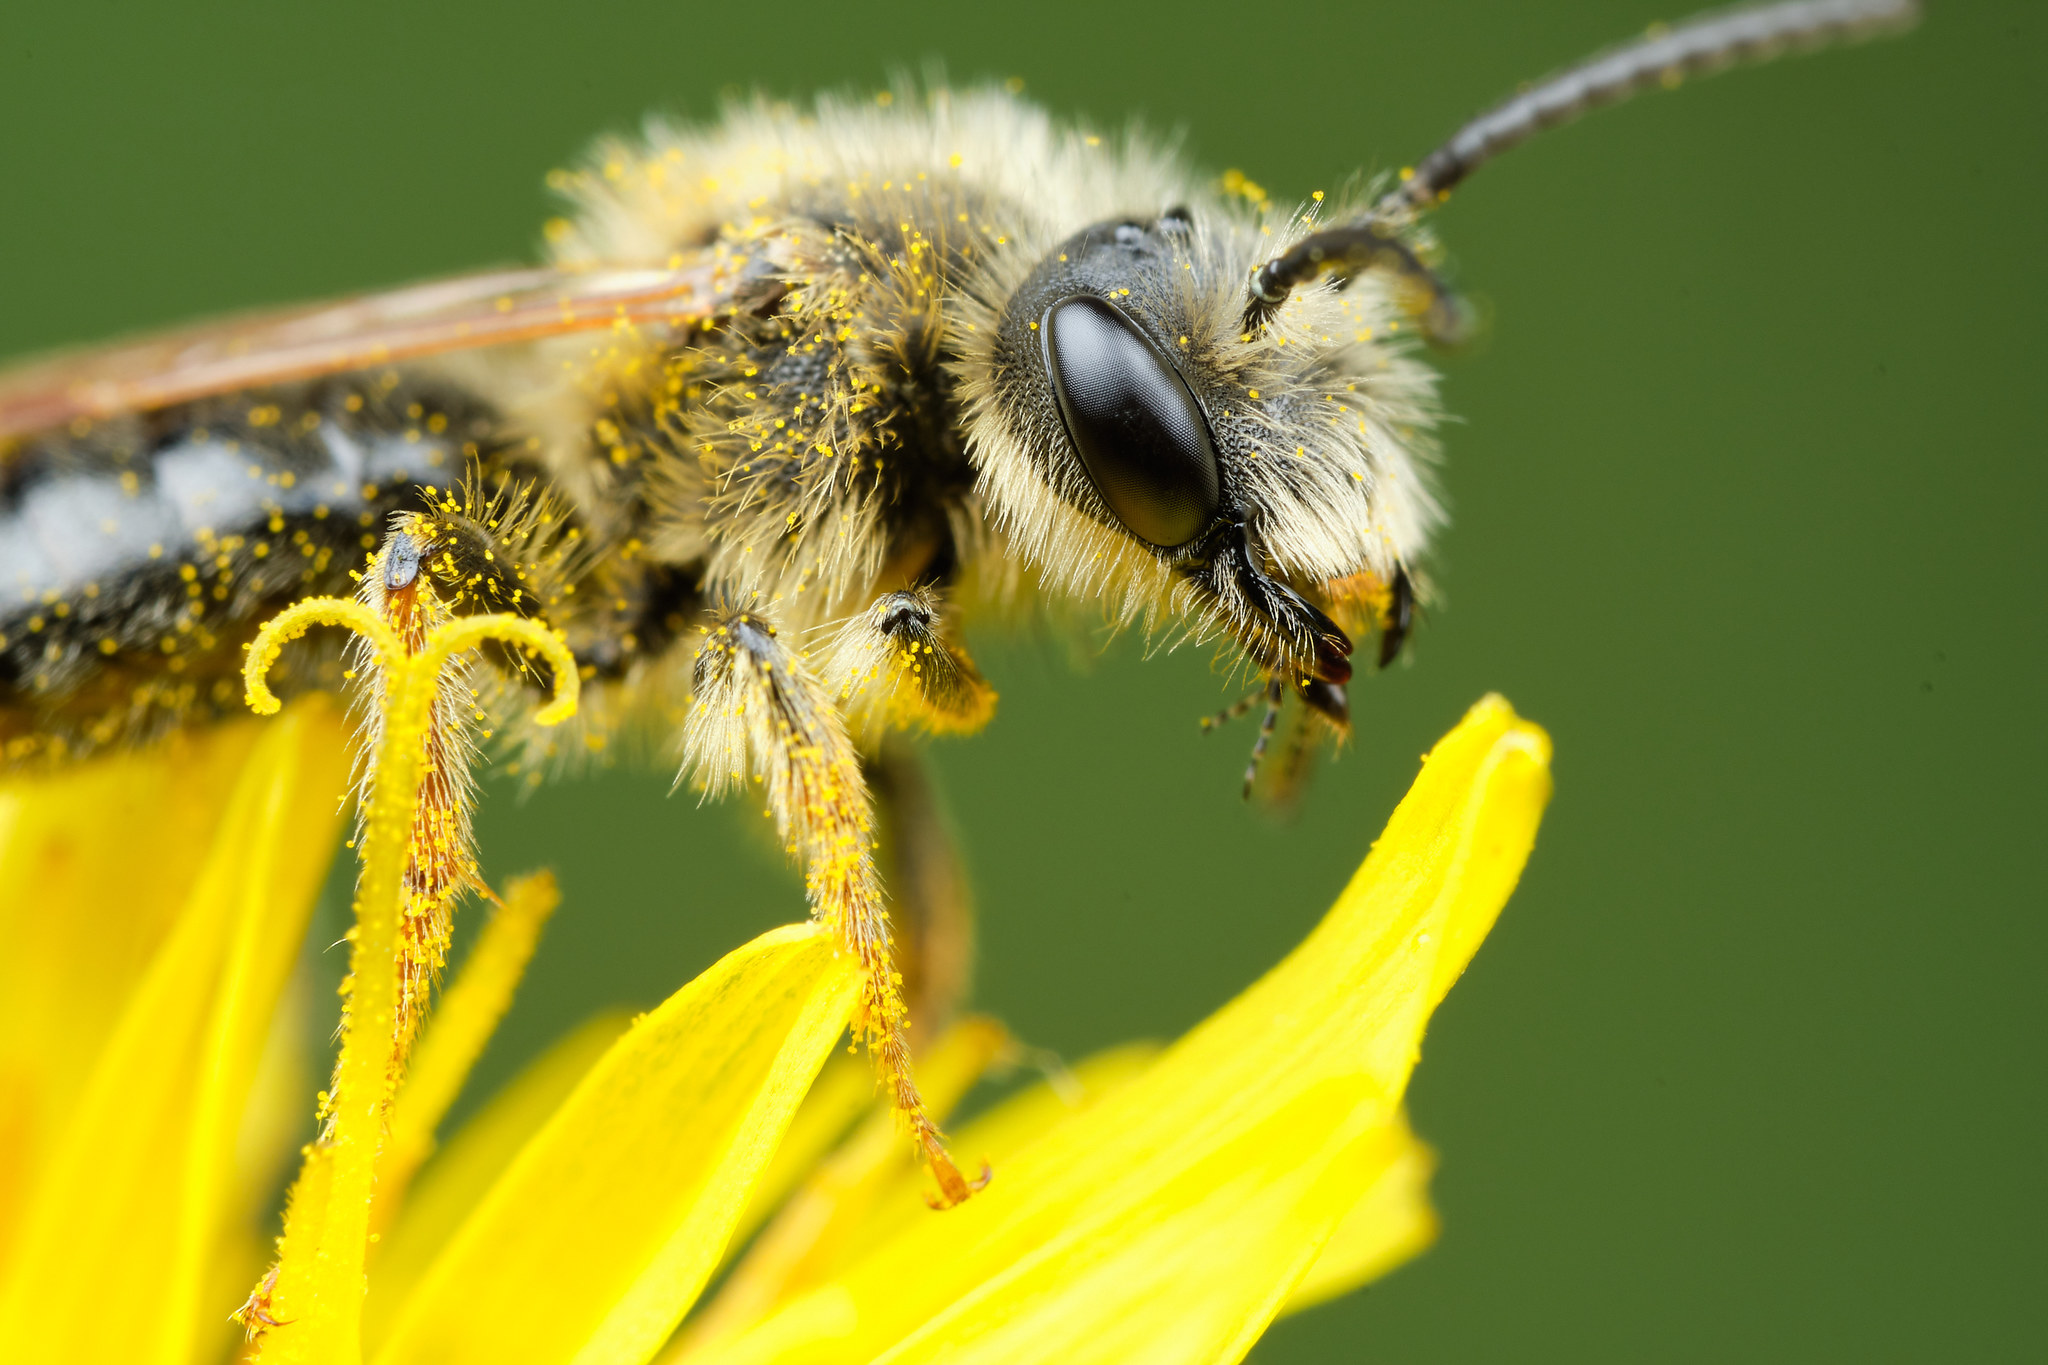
[1246,0,1921,323]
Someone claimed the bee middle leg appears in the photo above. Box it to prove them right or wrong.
[684,605,987,1207]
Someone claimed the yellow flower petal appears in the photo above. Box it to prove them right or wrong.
[674,1017,1008,1359]
[729,1051,875,1255]
[699,694,1550,1365]
[379,870,563,1225]
[1281,1112,1438,1315]
[366,1011,631,1345]
[872,1080,1386,1365]
[796,1042,1163,1294]
[0,717,265,1270]
[374,922,859,1365]
[0,700,349,1365]
[672,1044,1161,1363]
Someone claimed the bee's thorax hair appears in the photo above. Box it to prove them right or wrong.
[546,86,1441,691]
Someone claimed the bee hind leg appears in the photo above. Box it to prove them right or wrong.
[684,604,988,1207]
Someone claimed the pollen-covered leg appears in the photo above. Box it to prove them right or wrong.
[339,482,569,1095]
[821,587,997,739]
[349,519,488,1103]
[235,585,579,1355]
[684,607,986,1207]
[233,1264,286,1337]
[826,589,987,1033]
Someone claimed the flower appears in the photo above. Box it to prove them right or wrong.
[0,699,352,1364]
[0,610,1550,1365]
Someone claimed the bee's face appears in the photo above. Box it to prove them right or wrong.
[963,204,1441,698]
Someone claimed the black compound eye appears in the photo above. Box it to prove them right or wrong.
[1041,294,1221,548]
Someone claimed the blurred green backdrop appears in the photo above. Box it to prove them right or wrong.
[3,2,2040,1359]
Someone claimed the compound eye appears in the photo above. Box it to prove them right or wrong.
[1042,294,1221,548]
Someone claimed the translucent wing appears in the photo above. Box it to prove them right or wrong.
[0,257,734,440]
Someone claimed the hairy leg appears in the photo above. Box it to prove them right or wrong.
[822,586,996,739]
[684,607,984,1206]
[824,586,991,1032]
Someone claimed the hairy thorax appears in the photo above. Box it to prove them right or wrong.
[0,87,1444,767]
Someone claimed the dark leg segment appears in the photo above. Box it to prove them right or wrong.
[868,740,976,1036]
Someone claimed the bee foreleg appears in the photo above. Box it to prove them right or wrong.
[819,586,997,740]
[684,606,987,1207]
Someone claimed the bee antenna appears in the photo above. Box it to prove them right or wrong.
[1244,0,1920,329]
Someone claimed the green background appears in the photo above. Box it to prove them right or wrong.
[3,2,2040,1359]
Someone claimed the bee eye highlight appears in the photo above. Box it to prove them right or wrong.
[1041,294,1221,549]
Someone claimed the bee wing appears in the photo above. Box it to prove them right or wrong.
[0,257,735,439]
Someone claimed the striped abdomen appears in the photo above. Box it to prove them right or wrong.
[0,372,512,763]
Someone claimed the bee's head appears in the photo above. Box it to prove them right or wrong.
[946,0,1917,727]
[961,205,1441,702]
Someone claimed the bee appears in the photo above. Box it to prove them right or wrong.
[0,0,1919,1203]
